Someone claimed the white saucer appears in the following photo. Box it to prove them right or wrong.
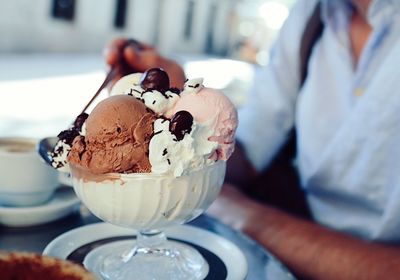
[0,187,80,227]
[44,222,248,280]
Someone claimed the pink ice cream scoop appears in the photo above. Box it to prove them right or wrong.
[167,84,238,160]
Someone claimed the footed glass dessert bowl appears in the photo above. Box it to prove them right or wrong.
[70,161,226,280]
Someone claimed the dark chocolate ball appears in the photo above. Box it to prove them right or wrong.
[169,111,193,141]
[140,68,170,93]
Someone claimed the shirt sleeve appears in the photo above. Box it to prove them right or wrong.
[236,0,318,171]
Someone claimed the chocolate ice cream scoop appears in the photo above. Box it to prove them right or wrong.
[68,95,156,174]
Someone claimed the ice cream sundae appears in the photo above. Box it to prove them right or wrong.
[47,68,238,280]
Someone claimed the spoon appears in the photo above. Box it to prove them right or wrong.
[37,68,117,167]
[37,136,59,167]
[80,67,118,114]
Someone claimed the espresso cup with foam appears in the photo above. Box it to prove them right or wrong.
[0,137,59,207]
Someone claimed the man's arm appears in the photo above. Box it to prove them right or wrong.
[208,185,400,280]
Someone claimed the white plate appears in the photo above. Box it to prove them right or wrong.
[44,222,248,280]
[0,187,80,227]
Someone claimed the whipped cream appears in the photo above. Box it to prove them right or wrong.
[110,73,181,115]
[149,118,217,177]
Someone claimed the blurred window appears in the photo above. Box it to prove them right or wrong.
[114,0,128,29]
[184,0,195,40]
[52,0,75,21]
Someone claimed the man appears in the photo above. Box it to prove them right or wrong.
[106,0,400,278]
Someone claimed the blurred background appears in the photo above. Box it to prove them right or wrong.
[0,0,294,138]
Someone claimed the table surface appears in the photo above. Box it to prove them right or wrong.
[0,207,295,280]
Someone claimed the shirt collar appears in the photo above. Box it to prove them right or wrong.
[321,0,399,29]
[368,0,399,27]
[321,0,352,32]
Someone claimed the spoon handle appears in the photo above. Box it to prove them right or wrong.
[80,67,118,114]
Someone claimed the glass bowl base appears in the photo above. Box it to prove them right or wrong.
[85,240,209,280]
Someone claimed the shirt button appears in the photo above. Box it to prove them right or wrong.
[354,88,363,97]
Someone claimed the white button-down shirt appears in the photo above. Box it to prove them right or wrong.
[236,0,400,241]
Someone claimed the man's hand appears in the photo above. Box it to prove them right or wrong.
[104,38,186,89]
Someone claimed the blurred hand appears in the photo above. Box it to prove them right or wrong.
[104,38,186,89]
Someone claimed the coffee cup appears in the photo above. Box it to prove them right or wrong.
[0,137,59,207]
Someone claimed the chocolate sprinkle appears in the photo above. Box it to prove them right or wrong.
[168,88,181,94]
[128,88,141,97]
[162,148,168,156]
[167,159,171,165]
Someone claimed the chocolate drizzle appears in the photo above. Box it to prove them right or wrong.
[50,113,89,168]
[58,113,88,146]
[57,130,79,146]
[73,113,89,131]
